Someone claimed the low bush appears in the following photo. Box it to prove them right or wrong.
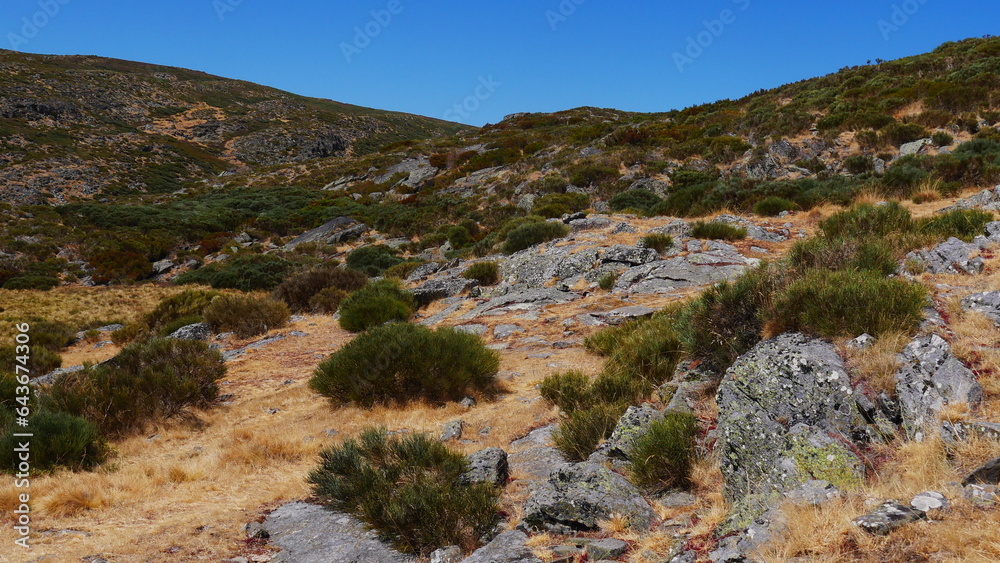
[3,275,61,291]
[175,255,290,291]
[27,320,76,351]
[768,269,926,338]
[628,412,697,492]
[501,221,569,254]
[690,221,747,241]
[753,197,798,217]
[787,237,898,276]
[383,261,425,280]
[143,289,221,334]
[338,279,416,333]
[844,155,874,175]
[640,233,674,254]
[604,312,685,387]
[462,262,501,286]
[819,203,913,240]
[309,288,348,314]
[609,189,663,214]
[0,345,61,376]
[346,245,404,277]
[598,272,618,291]
[43,338,225,435]
[270,265,367,312]
[553,403,627,462]
[916,209,995,242]
[0,410,105,472]
[309,428,500,555]
[311,323,500,407]
[539,370,595,412]
[932,132,955,147]
[203,295,290,338]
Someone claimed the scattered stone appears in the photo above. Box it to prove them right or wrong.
[459,448,509,486]
[569,216,615,231]
[904,237,989,275]
[910,491,950,512]
[460,396,477,409]
[961,292,1000,326]
[585,538,629,560]
[941,184,1000,212]
[167,322,212,341]
[894,334,983,439]
[244,521,269,540]
[152,259,176,275]
[963,457,1000,486]
[441,420,465,441]
[612,222,637,234]
[594,306,656,325]
[784,480,841,506]
[262,502,414,562]
[413,278,476,303]
[523,462,656,533]
[430,546,463,563]
[407,262,441,281]
[494,324,525,339]
[852,502,925,535]
[613,245,755,295]
[600,245,660,266]
[454,324,488,336]
[964,483,998,507]
[459,530,541,563]
[657,491,699,508]
[941,420,1000,444]
[283,217,367,250]
[899,138,933,156]
[847,333,876,351]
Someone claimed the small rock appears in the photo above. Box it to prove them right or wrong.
[460,396,477,409]
[441,420,465,441]
[785,480,840,506]
[460,530,541,563]
[244,521,269,539]
[910,491,950,512]
[430,546,463,563]
[852,501,925,535]
[586,538,628,559]
[964,483,998,507]
[847,333,876,351]
[167,322,213,341]
[459,448,509,486]
[963,457,1000,486]
[494,324,525,340]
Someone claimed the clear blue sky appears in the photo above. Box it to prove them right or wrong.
[2,0,995,125]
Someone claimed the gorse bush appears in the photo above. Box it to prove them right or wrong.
[628,411,697,493]
[175,254,291,291]
[501,220,569,254]
[0,410,105,472]
[337,279,416,333]
[29,320,76,351]
[270,264,367,312]
[43,338,226,435]
[309,428,500,555]
[769,269,926,338]
[346,245,404,277]
[640,233,674,254]
[311,323,500,407]
[203,294,290,338]
[690,221,747,241]
[819,203,913,239]
[462,261,501,286]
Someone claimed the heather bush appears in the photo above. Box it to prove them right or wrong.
[787,237,897,276]
[346,245,404,277]
[553,403,627,462]
[0,346,61,376]
[462,262,501,286]
[143,289,221,333]
[501,221,569,254]
[609,189,663,214]
[203,294,290,338]
[628,412,697,492]
[309,287,348,313]
[43,338,225,435]
[819,203,913,239]
[175,254,291,291]
[753,197,798,217]
[337,279,416,333]
[311,323,500,407]
[309,428,500,555]
[270,264,366,312]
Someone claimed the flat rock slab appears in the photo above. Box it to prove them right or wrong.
[263,502,414,563]
[961,292,1000,326]
[963,457,1000,486]
[852,502,925,535]
[460,530,541,563]
[460,289,579,320]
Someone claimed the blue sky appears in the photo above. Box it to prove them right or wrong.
[2,0,995,125]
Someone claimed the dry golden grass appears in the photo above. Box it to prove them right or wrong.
[843,331,909,395]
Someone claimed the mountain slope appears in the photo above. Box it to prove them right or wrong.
[0,50,470,204]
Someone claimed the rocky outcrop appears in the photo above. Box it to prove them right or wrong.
[593,404,664,461]
[894,335,983,440]
[262,502,414,563]
[167,322,212,341]
[710,214,787,243]
[716,333,866,529]
[852,501,925,535]
[522,462,656,533]
[613,242,756,295]
[903,222,1000,275]
[283,217,368,250]
[941,185,1000,212]
[961,292,1000,326]
[459,531,540,563]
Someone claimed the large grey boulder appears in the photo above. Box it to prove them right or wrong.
[284,217,367,250]
[599,245,661,266]
[894,335,983,440]
[899,138,933,156]
[613,244,755,295]
[458,288,579,320]
[262,502,414,563]
[508,426,566,481]
[167,322,212,341]
[568,216,615,231]
[522,462,656,533]
[413,278,476,304]
[648,219,693,238]
[961,292,1000,326]
[460,531,540,563]
[963,457,1000,486]
[717,333,865,528]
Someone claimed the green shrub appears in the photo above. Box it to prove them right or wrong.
[309,428,500,555]
[753,197,798,217]
[311,323,500,407]
[43,338,225,435]
[640,234,674,254]
[90,250,153,284]
[0,346,61,376]
[787,237,898,276]
[383,261,426,280]
[203,294,290,338]
[917,209,995,242]
[690,221,747,241]
[844,155,874,175]
[3,275,60,290]
[144,289,221,333]
[531,193,590,218]
[819,203,913,239]
[553,403,627,462]
[338,279,417,333]
[769,269,926,338]
[880,122,928,147]
[932,132,955,146]
[501,221,569,254]
[309,288,349,313]
[598,272,618,291]
[462,262,501,286]
[628,412,697,493]
[270,265,367,312]
[175,255,291,291]
[609,189,663,214]
[0,411,105,472]
[28,320,76,351]
[346,245,404,277]
[539,370,594,412]
[604,313,685,387]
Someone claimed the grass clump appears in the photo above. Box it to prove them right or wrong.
[501,220,569,254]
[203,294,290,338]
[43,338,225,435]
[787,237,898,276]
[753,196,798,216]
[640,233,674,254]
[462,261,501,286]
[0,410,105,472]
[628,411,697,493]
[598,272,618,291]
[337,279,416,333]
[311,323,500,407]
[270,264,367,312]
[768,269,926,338]
[610,189,663,215]
[819,202,913,239]
[690,221,747,241]
[916,209,995,242]
[554,404,628,462]
[346,245,404,277]
[309,428,500,555]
